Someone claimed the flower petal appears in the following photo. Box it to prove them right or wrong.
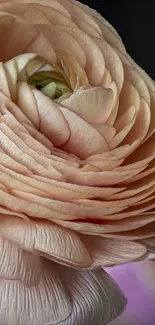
[57,266,127,325]
[60,106,109,159]
[17,81,40,128]
[33,89,70,146]
[0,259,71,325]
[0,216,92,268]
[62,86,115,124]
[0,236,41,286]
[80,235,147,266]
[0,12,56,63]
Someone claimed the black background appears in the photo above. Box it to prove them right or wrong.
[81,0,155,80]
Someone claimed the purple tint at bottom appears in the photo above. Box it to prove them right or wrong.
[107,262,155,325]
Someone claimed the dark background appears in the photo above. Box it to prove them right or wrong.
[81,0,155,80]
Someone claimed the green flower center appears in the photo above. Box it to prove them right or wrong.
[28,72,72,102]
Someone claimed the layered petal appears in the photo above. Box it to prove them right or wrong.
[0,216,92,268]
[0,259,71,325]
[57,265,127,325]
[0,5,153,325]
[79,235,147,266]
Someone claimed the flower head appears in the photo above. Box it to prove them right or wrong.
[0,0,154,324]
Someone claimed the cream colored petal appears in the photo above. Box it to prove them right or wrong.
[54,212,155,235]
[0,2,76,27]
[41,24,105,85]
[0,165,54,199]
[33,174,125,197]
[133,193,155,207]
[57,49,88,90]
[102,67,113,88]
[124,64,150,105]
[139,237,155,260]
[34,3,75,26]
[99,222,155,240]
[110,106,136,149]
[60,106,109,159]
[57,265,126,325]
[58,0,102,37]
[0,110,52,156]
[11,188,128,217]
[72,181,155,210]
[33,89,70,146]
[0,158,124,200]
[114,106,136,133]
[13,0,71,18]
[118,80,140,119]
[52,160,146,186]
[0,124,64,181]
[4,53,37,101]
[72,0,119,38]
[116,47,155,91]
[17,131,51,156]
[0,259,71,325]
[121,137,155,169]
[74,0,126,52]
[0,189,77,220]
[0,2,51,24]
[19,56,46,80]
[86,158,124,171]
[0,216,92,268]
[0,13,37,62]
[0,12,57,64]
[0,237,41,285]
[139,237,155,249]
[105,82,119,126]
[0,151,31,175]
[80,235,147,266]
[62,86,114,124]
[144,90,155,141]
[0,63,11,98]
[120,144,155,185]
[121,99,151,147]
[87,145,130,161]
[110,172,155,200]
[0,92,33,128]
[17,81,40,128]
[95,37,124,93]
[36,24,86,68]
[91,124,116,142]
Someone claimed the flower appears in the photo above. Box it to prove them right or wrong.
[0,0,154,324]
[108,261,155,325]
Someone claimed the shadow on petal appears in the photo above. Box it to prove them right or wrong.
[57,266,127,325]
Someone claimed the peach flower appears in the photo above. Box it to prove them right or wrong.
[0,0,154,324]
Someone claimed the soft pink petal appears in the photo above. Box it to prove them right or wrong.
[60,106,109,159]
[0,259,71,324]
[0,236,41,285]
[57,265,126,325]
[33,89,70,146]
[62,86,115,124]
[80,235,147,266]
[0,216,92,268]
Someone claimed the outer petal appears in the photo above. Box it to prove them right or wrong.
[0,216,92,268]
[57,266,127,325]
[0,259,71,325]
[80,235,147,266]
[0,12,56,63]
[0,236,41,286]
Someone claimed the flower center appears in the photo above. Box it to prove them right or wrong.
[28,71,72,102]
